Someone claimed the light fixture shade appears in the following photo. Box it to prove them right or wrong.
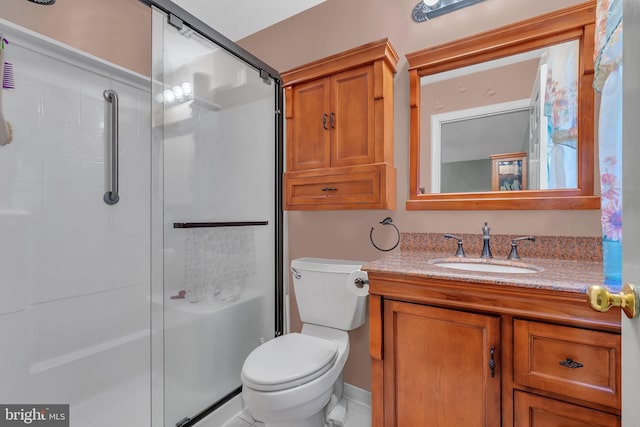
[413,0,486,22]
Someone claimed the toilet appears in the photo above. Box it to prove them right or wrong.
[241,257,368,427]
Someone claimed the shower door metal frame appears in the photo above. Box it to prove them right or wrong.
[144,1,284,425]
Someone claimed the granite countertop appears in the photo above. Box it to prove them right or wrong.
[362,251,612,294]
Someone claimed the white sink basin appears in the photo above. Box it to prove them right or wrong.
[429,258,542,274]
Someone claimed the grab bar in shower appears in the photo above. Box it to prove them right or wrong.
[103,89,120,205]
[173,221,269,229]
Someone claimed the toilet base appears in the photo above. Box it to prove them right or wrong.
[261,410,324,427]
[257,396,349,427]
[325,397,348,427]
[324,372,348,427]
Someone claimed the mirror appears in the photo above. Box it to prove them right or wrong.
[406,1,600,210]
[424,41,578,194]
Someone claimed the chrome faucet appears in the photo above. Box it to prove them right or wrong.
[444,234,466,258]
[480,222,493,258]
[507,236,536,261]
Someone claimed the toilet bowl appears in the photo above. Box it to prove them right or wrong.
[241,258,368,427]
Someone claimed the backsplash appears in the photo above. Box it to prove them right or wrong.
[401,233,602,262]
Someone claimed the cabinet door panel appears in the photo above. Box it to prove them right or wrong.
[331,66,375,167]
[383,300,501,427]
[290,78,331,171]
[514,391,619,427]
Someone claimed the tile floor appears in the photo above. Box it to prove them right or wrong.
[222,397,372,427]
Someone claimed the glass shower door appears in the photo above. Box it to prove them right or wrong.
[151,6,281,426]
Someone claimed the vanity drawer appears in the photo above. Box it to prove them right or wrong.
[284,163,395,210]
[513,319,620,410]
[514,391,619,427]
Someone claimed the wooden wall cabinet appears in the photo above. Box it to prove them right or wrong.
[368,273,621,427]
[281,39,398,210]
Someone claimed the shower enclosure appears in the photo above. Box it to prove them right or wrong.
[0,1,283,426]
[150,1,284,426]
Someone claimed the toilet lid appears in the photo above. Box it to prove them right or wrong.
[241,333,338,392]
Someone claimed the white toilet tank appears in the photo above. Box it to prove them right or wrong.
[290,258,368,331]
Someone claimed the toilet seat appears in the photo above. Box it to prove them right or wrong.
[242,333,338,392]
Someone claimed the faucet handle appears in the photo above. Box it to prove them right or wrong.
[507,236,536,261]
[444,234,466,258]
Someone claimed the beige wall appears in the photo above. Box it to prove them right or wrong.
[1,0,151,76]
[239,0,600,391]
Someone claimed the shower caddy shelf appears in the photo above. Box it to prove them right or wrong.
[173,221,269,229]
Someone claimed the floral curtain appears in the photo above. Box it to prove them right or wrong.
[595,0,623,285]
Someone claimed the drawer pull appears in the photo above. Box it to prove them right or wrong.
[321,187,338,192]
[322,113,328,130]
[559,358,584,369]
[489,345,496,378]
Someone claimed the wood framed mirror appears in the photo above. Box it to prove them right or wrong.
[406,1,600,210]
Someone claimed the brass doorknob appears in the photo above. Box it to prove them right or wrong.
[587,283,640,319]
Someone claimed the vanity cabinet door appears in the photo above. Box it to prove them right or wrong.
[383,300,501,427]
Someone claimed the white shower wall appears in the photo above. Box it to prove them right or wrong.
[0,20,151,426]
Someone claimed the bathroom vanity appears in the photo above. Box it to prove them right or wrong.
[364,250,621,427]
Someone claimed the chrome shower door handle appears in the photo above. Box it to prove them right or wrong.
[103,89,120,205]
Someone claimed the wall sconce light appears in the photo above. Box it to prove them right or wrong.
[412,0,486,22]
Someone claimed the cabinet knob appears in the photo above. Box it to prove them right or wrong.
[587,283,640,319]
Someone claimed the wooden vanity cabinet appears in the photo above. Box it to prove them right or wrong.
[368,273,622,427]
[281,39,398,210]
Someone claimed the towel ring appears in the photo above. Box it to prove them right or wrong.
[370,217,400,252]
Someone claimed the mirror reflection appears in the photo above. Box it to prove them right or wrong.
[420,39,579,194]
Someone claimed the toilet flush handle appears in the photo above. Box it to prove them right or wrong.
[290,267,301,280]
